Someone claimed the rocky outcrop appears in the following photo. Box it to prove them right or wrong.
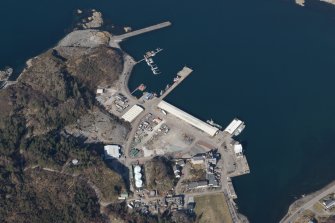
[0,67,13,81]
[296,0,335,6]
[295,0,305,6]
[82,10,103,29]
[320,0,335,5]
[0,29,125,136]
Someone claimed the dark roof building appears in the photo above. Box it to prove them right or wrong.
[323,199,335,209]
[207,174,219,187]
[188,181,208,189]
[176,159,185,167]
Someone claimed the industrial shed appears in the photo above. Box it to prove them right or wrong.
[224,118,243,135]
[233,143,243,156]
[157,100,219,137]
[104,145,121,159]
[121,105,144,122]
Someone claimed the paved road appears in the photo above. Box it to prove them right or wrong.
[281,183,335,223]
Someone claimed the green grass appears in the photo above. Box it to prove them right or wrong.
[194,193,233,223]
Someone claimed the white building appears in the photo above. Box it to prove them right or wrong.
[72,159,79,165]
[191,156,205,165]
[96,88,104,94]
[224,118,245,135]
[104,145,121,159]
[121,105,144,122]
[233,143,243,156]
[157,100,219,137]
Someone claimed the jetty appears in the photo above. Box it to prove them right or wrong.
[160,66,193,99]
[111,21,171,43]
[0,81,17,89]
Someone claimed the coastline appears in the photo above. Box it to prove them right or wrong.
[320,0,335,5]
[280,180,335,222]
[2,2,335,222]
[1,16,251,222]
[109,29,251,223]
[296,0,335,6]
[108,37,137,101]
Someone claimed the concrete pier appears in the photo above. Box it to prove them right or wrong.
[111,21,171,42]
[0,81,6,89]
[160,66,192,100]
[0,80,17,90]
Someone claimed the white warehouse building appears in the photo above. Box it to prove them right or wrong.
[224,118,245,135]
[104,145,121,159]
[121,105,144,123]
[157,100,219,137]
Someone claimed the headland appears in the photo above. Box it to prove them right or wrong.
[97,17,251,222]
[0,9,251,222]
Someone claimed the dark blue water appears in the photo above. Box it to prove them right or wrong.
[2,0,335,222]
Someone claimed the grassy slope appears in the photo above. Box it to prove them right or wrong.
[194,193,233,223]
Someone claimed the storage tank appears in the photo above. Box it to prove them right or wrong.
[134,165,141,173]
[135,173,142,180]
[135,180,143,188]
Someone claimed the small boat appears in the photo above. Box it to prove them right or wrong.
[5,67,13,75]
[165,84,170,90]
[144,48,163,58]
[206,119,222,129]
[151,67,158,72]
[148,58,154,64]
[153,70,161,75]
[145,51,155,58]
[138,84,146,91]
[145,57,151,66]
[160,90,164,96]
[156,48,163,53]
[145,52,152,58]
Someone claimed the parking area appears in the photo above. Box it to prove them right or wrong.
[96,87,136,116]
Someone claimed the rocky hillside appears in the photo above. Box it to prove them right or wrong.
[0,29,129,223]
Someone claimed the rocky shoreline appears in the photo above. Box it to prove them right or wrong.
[280,180,335,222]
[0,9,252,223]
[295,0,335,6]
[320,0,335,5]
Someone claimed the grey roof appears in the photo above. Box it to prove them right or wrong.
[207,174,218,186]
[188,181,208,189]
[207,158,217,165]
[165,196,184,205]
[192,156,205,161]
[324,199,335,209]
